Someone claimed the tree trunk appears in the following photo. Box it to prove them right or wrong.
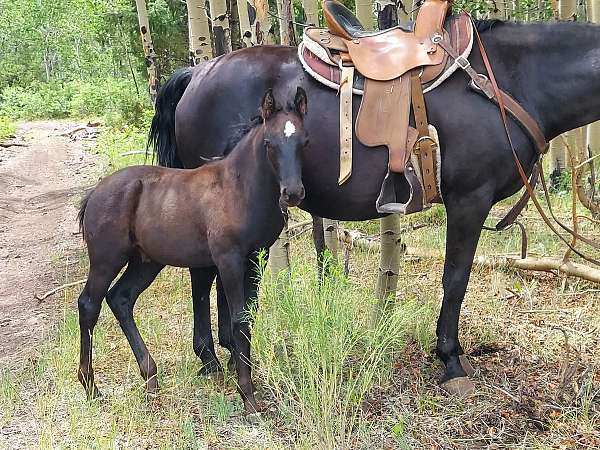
[276,0,296,45]
[375,215,404,299]
[269,222,291,276]
[322,219,340,260]
[238,0,256,47]
[209,0,232,55]
[377,0,398,30]
[134,0,159,101]
[374,6,403,302]
[490,0,507,18]
[302,0,319,25]
[229,0,242,50]
[254,0,274,44]
[186,0,212,64]
[355,0,373,29]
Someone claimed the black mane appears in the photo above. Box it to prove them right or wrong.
[473,18,505,33]
[223,115,264,156]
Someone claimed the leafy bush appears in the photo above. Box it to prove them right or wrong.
[69,79,151,128]
[0,78,151,127]
[0,83,73,119]
[0,116,16,141]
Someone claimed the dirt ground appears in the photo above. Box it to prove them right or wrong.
[0,121,101,369]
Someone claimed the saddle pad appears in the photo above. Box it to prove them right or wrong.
[298,14,473,95]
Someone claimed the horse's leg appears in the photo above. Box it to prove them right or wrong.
[105,256,163,392]
[190,267,223,376]
[436,192,492,395]
[214,251,258,414]
[311,214,326,280]
[215,276,235,371]
[78,262,124,399]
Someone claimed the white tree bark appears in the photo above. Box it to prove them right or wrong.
[276,0,295,45]
[355,0,373,29]
[302,0,319,25]
[209,0,232,55]
[254,0,274,44]
[322,219,339,260]
[134,0,159,101]
[186,0,212,64]
[238,0,256,47]
[375,215,403,300]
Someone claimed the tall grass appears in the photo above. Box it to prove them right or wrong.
[0,115,16,141]
[252,260,435,448]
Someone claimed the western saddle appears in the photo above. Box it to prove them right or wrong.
[298,0,460,213]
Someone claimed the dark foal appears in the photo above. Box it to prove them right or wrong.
[76,87,308,413]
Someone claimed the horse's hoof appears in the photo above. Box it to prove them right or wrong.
[440,377,475,398]
[204,371,225,385]
[198,364,223,377]
[245,412,262,425]
[459,354,475,377]
[145,376,159,393]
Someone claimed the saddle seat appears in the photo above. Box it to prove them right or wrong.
[323,0,450,81]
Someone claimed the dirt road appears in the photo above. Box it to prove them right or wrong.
[0,121,102,368]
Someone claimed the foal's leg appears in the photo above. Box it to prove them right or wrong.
[78,262,124,398]
[311,214,327,281]
[105,256,163,392]
[189,267,223,376]
[436,192,492,395]
[214,251,258,414]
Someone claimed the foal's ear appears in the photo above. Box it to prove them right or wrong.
[294,87,308,116]
[261,89,277,120]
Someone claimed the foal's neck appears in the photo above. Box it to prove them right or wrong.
[481,21,600,140]
[222,123,279,195]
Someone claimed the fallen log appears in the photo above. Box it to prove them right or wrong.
[336,227,600,284]
[475,256,600,284]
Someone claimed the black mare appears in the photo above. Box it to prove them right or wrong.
[150,20,600,392]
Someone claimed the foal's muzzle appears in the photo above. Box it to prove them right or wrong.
[280,184,305,207]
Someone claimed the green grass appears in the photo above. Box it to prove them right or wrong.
[1,127,599,448]
[0,115,16,141]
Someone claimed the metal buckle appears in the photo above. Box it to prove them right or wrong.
[431,33,443,44]
[456,56,471,70]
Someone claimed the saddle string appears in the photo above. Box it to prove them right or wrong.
[469,15,600,266]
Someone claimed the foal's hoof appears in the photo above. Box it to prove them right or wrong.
[440,376,475,398]
[226,356,236,373]
[198,362,224,377]
[86,386,102,401]
[459,354,475,377]
[245,412,262,425]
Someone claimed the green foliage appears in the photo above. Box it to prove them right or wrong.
[0,79,151,125]
[252,260,435,447]
[0,116,16,141]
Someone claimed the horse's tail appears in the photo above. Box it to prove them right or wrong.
[148,67,193,168]
[77,189,94,240]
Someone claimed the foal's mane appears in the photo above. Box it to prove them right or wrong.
[223,115,264,156]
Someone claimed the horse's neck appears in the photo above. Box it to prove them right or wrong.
[483,22,600,140]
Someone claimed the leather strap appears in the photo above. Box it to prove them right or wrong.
[470,17,600,265]
[410,70,441,203]
[338,66,354,185]
[436,35,548,156]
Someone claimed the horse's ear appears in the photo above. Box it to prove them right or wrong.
[294,87,307,116]
[261,89,277,120]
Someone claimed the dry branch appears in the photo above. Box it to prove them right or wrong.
[0,141,27,148]
[35,279,87,301]
[475,256,600,284]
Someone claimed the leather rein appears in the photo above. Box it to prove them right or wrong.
[438,15,600,266]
